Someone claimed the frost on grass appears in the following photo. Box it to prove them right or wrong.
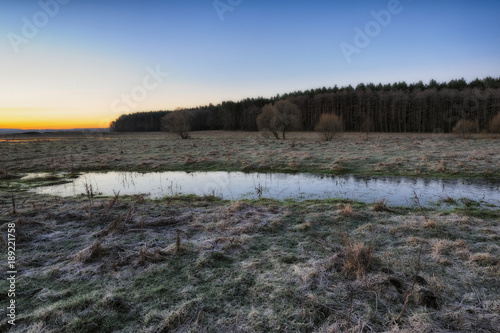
[0,190,499,332]
[0,132,499,177]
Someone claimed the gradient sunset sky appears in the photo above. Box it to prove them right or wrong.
[1,0,500,129]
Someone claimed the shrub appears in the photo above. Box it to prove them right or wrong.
[489,112,500,134]
[314,113,343,141]
[452,119,479,138]
[162,111,192,139]
[256,100,301,140]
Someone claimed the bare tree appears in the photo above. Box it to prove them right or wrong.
[162,111,192,139]
[256,100,301,139]
[452,119,479,138]
[360,116,374,138]
[314,113,343,141]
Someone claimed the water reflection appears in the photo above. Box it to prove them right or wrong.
[31,171,500,207]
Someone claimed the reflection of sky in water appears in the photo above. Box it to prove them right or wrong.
[32,172,500,207]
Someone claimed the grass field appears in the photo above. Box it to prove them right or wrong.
[0,131,499,332]
[0,131,499,178]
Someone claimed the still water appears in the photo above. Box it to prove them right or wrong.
[31,171,500,207]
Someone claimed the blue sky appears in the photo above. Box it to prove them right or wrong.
[1,0,499,128]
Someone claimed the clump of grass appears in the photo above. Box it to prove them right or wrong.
[437,159,447,172]
[423,219,437,228]
[293,221,311,231]
[469,252,498,266]
[75,241,102,263]
[373,199,389,212]
[342,204,353,217]
[138,246,167,264]
[184,154,195,165]
[341,234,374,279]
[227,201,250,213]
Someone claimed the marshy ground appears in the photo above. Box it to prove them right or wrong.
[0,131,499,177]
[0,132,499,332]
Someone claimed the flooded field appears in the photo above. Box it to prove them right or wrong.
[31,171,500,207]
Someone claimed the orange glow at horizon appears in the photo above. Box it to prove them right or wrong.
[1,108,111,130]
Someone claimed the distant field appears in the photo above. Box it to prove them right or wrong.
[1,131,499,178]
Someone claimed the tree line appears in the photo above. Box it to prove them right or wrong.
[110,77,500,133]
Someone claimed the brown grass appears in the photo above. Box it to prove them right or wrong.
[373,199,389,212]
[342,204,353,217]
[342,234,374,280]
[75,241,102,263]
[423,219,437,228]
[1,131,498,178]
[489,112,500,133]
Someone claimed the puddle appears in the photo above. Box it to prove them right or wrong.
[30,171,500,207]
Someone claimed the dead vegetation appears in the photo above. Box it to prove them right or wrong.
[0,189,498,332]
[452,119,479,138]
[1,131,498,178]
[314,113,343,141]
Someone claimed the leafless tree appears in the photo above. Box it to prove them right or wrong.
[360,116,374,138]
[314,113,343,141]
[162,111,192,139]
[256,100,301,139]
[452,119,479,138]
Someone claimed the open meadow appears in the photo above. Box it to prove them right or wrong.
[0,131,499,177]
[1,131,499,332]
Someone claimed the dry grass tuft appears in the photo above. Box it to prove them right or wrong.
[75,241,103,263]
[431,239,454,257]
[342,204,353,217]
[293,221,312,231]
[431,239,470,263]
[373,199,389,212]
[437,159,447,172]
[226,201,250,213]
[469,252,498,266]
[184,154,195,165]
[423,219,437,229]
[342,234,374,279]
[139,246,167,264]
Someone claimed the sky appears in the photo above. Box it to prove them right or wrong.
[1,0,499,129]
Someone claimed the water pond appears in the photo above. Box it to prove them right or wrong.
[31,171,500,207]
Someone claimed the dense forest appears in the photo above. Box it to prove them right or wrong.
[110,77,500,133]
